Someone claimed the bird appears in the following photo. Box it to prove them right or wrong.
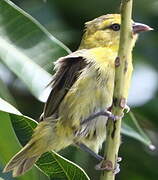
[3,14,152,177]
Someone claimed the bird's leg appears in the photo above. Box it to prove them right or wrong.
[81,104,130,126]
[81,110,121,126]
[76,143,104,161]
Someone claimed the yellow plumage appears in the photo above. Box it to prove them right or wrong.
[3,14,151,177]
[56,47,116,151]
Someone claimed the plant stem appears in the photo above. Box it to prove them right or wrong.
[100,0,133,180]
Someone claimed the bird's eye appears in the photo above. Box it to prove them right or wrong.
[110,23,120,31]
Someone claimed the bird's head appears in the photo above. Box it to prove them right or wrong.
[79,14,153,50]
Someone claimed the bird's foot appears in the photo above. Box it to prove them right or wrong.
[107,111,123,121]
[95,159,113,171]
[95,157,122,174]
[81,104,130,126]
[81,110,120,125]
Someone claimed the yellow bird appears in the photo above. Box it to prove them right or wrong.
[3,14,152,177]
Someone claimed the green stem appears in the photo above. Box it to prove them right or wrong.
[100,0,133,180]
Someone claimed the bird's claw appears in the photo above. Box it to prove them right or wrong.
[113,162,120,174]
[95,160,113,171]
[108,112,124,121]
[109,104,130,121]
[117,157,122,162]
[95,157,122,174]
[124,105,130,113]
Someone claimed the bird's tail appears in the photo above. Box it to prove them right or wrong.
[3,121,55,177]
[3,144,40,177]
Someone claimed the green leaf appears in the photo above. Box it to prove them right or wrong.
[0,97,21,115]
[0,99,40,180]
[122,112,155,150]
[0,98,89,180]
[0,0,71,102]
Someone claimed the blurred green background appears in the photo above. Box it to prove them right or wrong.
[0,0,158,180]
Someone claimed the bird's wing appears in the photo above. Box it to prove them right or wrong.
[42,52,88,119]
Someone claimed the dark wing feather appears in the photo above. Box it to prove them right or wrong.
[43,56,87,119]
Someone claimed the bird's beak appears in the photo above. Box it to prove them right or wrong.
[132,22,153,34]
